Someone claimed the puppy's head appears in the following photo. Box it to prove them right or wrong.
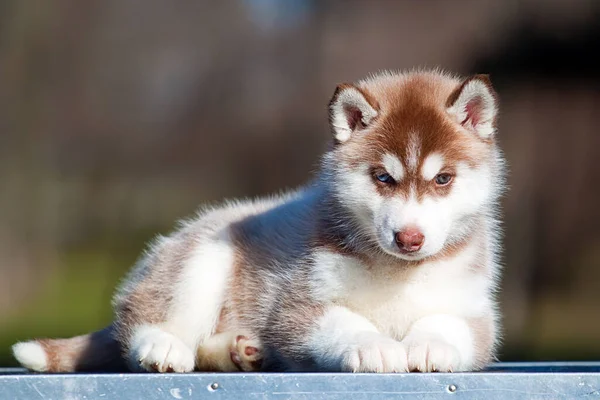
[323,71,503,261]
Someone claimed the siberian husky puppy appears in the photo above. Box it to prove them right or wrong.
[14,69,505,373]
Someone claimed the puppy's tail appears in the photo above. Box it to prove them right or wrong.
[12,324,126,372]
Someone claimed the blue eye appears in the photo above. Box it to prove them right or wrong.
[434,173,453,186]
[375,172,395,184]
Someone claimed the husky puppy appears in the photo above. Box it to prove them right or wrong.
[13,69,505,373]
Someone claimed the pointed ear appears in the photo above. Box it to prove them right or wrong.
[446,74,498,139]
[329,83,379,143]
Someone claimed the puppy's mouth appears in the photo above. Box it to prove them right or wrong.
[378,240,429,261]
[397,248,422,257]
[394,249,427,261]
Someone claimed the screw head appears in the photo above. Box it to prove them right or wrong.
[210,382,219,390]
[447,384,457,393]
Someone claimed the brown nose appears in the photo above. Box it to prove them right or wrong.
[395,228,424,252]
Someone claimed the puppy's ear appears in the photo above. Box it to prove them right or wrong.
[329,84,379,143]
[447,74,498,139]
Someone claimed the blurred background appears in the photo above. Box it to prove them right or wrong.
[1,0,599,366]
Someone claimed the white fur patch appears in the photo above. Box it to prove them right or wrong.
[447,79,497,138]
[310,251,371,302]
[308,244,490,372]
[334,162,383,228]
[12,342,48,372]
[330,86,378,142]
[402,239,492,315]
[382,153,404,181]
[421,153,445,181]
[311,240,494,343]
[168,229,235,348]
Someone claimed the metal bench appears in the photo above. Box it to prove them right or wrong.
[2,362,599,399]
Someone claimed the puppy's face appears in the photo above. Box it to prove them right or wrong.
[325,72,500,261]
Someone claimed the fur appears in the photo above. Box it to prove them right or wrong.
[13,69,506,373]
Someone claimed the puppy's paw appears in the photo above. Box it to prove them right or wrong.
[230,335,262,372]
[403,336,461,372]
[130,327,195,373]
[340,332,408,373]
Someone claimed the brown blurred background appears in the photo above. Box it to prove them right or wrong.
[1,0,599,366]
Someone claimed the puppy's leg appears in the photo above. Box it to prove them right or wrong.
[115,229,235,373]
[308,306,408,372]
[265,304,408,373]
[401,314,495,372]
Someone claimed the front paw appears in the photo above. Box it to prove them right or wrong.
[340,332,408,373]
[402,337,461,372]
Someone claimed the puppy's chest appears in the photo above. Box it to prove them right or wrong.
[344,273,459,338]
[312,253,486,339]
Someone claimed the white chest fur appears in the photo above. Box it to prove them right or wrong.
[310,243,493,341]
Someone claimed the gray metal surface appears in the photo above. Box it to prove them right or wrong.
[1,363,600,399]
